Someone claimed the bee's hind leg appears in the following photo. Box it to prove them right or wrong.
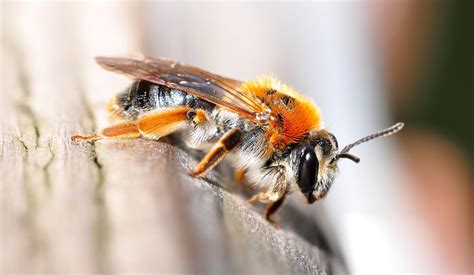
[137,107,207,139]
[72,106,208,142]
[72,120,140,141]
[190,128,242,177]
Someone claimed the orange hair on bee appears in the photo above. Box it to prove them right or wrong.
[277,96,321,146]
[243,76,322,147]
[242,76,281,99]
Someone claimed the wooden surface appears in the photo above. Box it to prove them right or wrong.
[1,3,346,274]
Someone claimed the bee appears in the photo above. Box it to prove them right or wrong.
[73,57,404,227]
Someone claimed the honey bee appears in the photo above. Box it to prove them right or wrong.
[73,57,404,227]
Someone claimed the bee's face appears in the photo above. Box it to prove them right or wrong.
[289,123,405,204]
[295,130,339,204]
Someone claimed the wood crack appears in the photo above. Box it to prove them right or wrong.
[89,142,105,190]
[42,139,55,189]
[76,83,105,187]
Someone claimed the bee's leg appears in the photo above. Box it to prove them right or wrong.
[72,107,207,142]
[246,188,287,228]
[234,168,248,185]
[264,194,286,228]
[246,166,286,204]
[72,120,140,141]
[245,166,287,227]
[137,106,207,139]
[246,187,286,205]
[191,128,242,177]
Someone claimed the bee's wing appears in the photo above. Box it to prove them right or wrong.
[96,57,266,120]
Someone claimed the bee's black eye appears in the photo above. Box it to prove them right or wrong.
[298,146,319,203]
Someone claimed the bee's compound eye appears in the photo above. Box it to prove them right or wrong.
[297,146,319,202]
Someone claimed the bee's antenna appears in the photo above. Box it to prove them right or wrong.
[337,153,360,163]
[333,122,404,163]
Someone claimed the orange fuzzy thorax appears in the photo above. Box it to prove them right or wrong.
[242,76,322,149]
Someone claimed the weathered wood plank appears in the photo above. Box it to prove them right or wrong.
[1,3,346,274]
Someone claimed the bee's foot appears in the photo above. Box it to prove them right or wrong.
[188,170,201,178]
[267,219,281,229]
[71,134,99,142]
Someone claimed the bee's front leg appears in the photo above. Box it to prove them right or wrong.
[264,195,287,228]
[246,166,287,228]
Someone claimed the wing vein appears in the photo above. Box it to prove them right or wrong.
[96,56,266,122]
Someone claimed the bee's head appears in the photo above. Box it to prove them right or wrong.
[296,122,404,204]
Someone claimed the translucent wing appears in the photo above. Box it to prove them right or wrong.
[96,57,267,120]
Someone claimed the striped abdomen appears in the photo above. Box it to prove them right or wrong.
[109,80,214,120]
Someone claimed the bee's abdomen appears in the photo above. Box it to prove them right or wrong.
[113,80,214,119]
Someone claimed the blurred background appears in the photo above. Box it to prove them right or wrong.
[2,1,472,274]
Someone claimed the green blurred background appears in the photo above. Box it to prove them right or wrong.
[394,0,473,161]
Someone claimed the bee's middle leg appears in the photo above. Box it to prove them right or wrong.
[191,128,242,177]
